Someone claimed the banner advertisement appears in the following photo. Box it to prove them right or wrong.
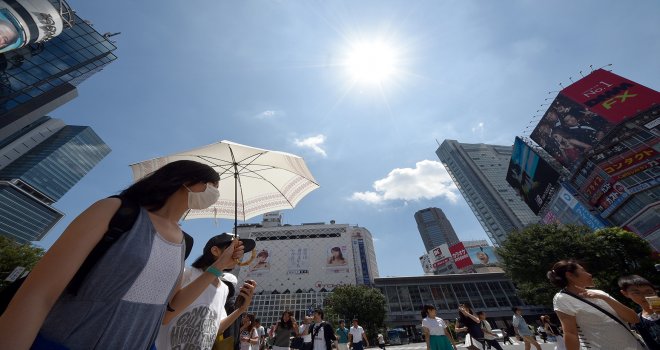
[247,249,271,277]
[466,246,498,266]
[449,242,473,269]
[430,244,452,269]
[506,137,561,214]
[560,69,660,124]
[557,185,607,230]
[325,245,350,273]
[287,247,310,275]
[530,94,614,171]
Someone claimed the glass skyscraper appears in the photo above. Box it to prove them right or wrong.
[415,207,460,251]
[0,121,110,242]
[0,5,116,242]
[437,140,539,246]
[0,10,117,141]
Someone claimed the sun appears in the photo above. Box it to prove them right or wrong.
[345,40,398,85]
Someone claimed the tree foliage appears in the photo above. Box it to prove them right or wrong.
[0,235,45,289]
[497,224,658,307]
[325,285,387,342]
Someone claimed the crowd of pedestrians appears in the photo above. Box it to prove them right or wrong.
[0,160,656,349]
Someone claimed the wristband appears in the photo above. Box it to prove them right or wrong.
[206,265,224,278]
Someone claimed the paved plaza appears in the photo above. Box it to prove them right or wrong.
[383,341,558,350]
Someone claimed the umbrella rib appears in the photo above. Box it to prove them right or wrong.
[189,154,319,186]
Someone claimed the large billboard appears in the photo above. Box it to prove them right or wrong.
[449,242,473,269]
[466,246,498,266]
[430,244,452,269]
[236,229,358,292]
[529,70,660,173]
[530,94,614,171]
[506,137,561,214]
[561,69,660,123]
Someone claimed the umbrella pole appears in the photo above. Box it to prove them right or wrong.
[234,162,238,238]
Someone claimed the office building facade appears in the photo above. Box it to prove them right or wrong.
[414,207,459,251]
[235,219,379,325]
[437,140,539,245]
[0,119,110,242]
[0,2,116,242]
[0,9,117,141]
[375,273,550,334]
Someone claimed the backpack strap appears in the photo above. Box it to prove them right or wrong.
[66,195,140,295]
[182,230,194,260]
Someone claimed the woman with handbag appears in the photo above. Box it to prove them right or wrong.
[548,259,646,350]
[270,310,300,350]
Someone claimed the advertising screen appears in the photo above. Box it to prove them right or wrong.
[530,94,614,171]
[326,245,350,273]
[0,9,25,54]
[561,69,660,124]
[247,249,271,277]
[466,246,498,266]
[506,137,561,214]
[449,242,473,269]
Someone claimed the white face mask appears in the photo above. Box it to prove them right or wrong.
[186,183,220,209]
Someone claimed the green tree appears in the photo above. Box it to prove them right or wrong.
[325,285,387,343]
[497,224,658,307]
[0,235,45,289]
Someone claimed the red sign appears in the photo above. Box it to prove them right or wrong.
[449,242,473,269]
[601,147,656,175]
[561,69,660,124]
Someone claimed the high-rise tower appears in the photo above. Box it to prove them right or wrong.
[437,140,539,245]
[414,207,459,251]
[0,118,110,242]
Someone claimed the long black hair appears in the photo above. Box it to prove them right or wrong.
[278,310,294,329]
[121,160,219,211]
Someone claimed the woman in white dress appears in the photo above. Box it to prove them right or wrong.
[547,259,645,350]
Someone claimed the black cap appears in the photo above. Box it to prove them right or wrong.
[203,232,255,255]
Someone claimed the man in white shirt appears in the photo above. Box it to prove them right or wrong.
[348,319,369,350]
[255,319,266,350]
[300,316,314,350]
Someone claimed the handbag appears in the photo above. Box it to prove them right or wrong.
[560,289,649,349]
[291,337,304,349]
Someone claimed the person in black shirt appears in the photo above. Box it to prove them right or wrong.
[456,304,484,350]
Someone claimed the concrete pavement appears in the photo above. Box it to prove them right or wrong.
[381,341,558,350]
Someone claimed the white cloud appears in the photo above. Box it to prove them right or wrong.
[294,134,327,157]
[255,110,284,119]
[351,160,459,204]
[472,121,485,137]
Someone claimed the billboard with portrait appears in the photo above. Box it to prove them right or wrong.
[326,245,349,273]
[247,249,271,277]
[530,94,614,171]
[506,137,561,214]
[466,246,498,266]
[561,69,660,124]
[235,228,361,293]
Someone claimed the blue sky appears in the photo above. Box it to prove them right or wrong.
[38,0,660,277]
